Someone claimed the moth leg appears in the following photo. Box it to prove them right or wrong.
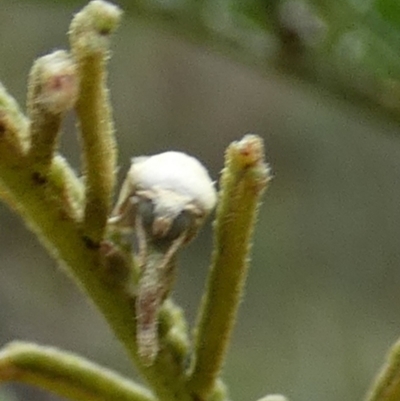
[108,195,138,233]
[136,229,188,365]
[135,212,148,272]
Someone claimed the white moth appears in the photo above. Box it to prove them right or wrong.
[111,151,217,364]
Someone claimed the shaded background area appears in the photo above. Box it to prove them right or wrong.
[2,2,400,401]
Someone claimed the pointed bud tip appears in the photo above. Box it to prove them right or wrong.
[85,0,122,35]
[233,134,265,165]
[229,134,272,187]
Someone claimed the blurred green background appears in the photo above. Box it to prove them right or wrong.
[2,1,400,401]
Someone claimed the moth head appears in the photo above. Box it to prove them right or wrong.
[111,151,217,245]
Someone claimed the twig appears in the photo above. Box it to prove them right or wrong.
[188,134,271,399]
[69,0,121,246]
[0,342,156,401]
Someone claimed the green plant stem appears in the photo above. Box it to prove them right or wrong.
[0,5,271,401]
[0,86,191,401]
[365,339,400,401]
[50,154,85,221]
[0,83,29,161]
[0,3,195,400]
[69,0,120,246]
[0,156,191,401]
[188,134,271,400]
[0,342,156,401]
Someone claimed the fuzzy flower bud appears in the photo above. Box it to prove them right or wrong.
[27,51,79,174]
[28,50,79,115]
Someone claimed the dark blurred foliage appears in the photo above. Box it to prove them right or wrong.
[2,2,400,401]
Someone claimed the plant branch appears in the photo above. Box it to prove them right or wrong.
[0,83,29,162]
[69,0,121,246]
[0,141,192,401]
[0,138,191,401]
[0,51,191,401]
[188,134,271,400]
[0,4,272,401]
[0,342,156,401]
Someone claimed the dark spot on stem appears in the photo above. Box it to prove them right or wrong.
[82,235,100,249]
[191,393,203,401]
[31,171,47,185]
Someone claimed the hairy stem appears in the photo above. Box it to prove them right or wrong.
[0,57,190,401]
[0,153,193,401]
[0,2,196,400]
[0,5,271,401]
[0,83,29,161]
[69,0,120,246]
[188,134,271,400]
[0,342,156,401]
[0,156,192,401]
